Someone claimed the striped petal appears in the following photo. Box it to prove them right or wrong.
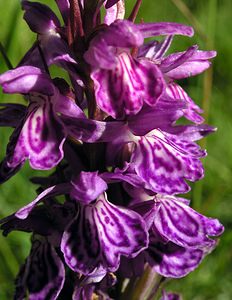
[132,129,205,194]
[152,195,224,249]
[136,22,194,38]
[146,233,205,278]
[84,20,143,69]
[92,53,165,119]
[166,83,204,124]
[14,238,65,300]
[61,194,148,275]
[8,98,66,170]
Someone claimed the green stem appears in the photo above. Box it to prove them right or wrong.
[122,266,162,300]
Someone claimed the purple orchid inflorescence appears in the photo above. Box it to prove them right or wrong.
[0,0,223,299]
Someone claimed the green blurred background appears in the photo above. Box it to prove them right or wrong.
[0,0,231,299]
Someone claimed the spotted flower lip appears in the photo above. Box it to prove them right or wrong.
[0,66,125,181]
[107,124,207,195]
[129,193,224,278]
[61,193,148,276]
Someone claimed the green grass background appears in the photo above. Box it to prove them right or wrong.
[0,0,231,299]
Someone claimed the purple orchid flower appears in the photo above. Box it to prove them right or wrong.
[0,0,224,299]
[2,171,148,282]
[106,105,214,195]
[14,237,65,300]
[139,37,216,124]
[0,66,123,182]
[126,192,224,278]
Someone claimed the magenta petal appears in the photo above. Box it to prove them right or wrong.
[92,53,165,118]
[84,20,143,69]
[15,183,71,219]
[0,66,54,95]
[99,20,143,48]
[166,83,204,124]
[128,96,186,136]
[163,49,216,79]
[147,237,204,278]
[165,124,216,142]
[132,130,205,194]
[61,195,148,275]
[8,100,66,170]
[71,172,108,204]
[153,195,224,249]
[136,22,194,38]
[139,36,173,59]
[166,61,211,79]
[160,45,198,73]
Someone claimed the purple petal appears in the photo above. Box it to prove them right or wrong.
[136,22,194,38]
[0,120,25,183]
[84,20,143,69]
[166,61,212,79]
[61,116,125,142]
[55,0,70,24]
[101,171,143,188]
[165,124,216,142]
[166,83,204,124]
[16,239,65,300]
[132,130,205,194]
[163,49,216,79]
[147,235,205,278]
[152,195,224,249]
[91,53,165,118]
[0,66,54,95]
[52,90,85,119]
[15,183,71,219]
[61,194,148,275]
[160,45,198,73]
[1,202,75,239]
[71,172,108,204]
[22,0,60,34]
[8,99,66,170]
[127,96,186,136]
[138,36,173,59]
[161,49,216,71]
[40,34,79,77]
[18,42,46,69]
